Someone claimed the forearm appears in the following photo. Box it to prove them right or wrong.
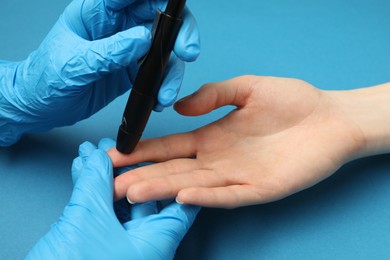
[329,82,390,159]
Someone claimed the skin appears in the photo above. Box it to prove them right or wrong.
[108,76,390,208]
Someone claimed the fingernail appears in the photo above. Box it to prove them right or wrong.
[176,197,184,204]
[127,196,135,204]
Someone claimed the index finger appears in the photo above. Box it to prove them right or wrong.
[108,132,197,167]
[106,0,168,14]
[105,0,138,11]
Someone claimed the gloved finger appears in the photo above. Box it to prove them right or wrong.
[108,0,162,25]
[71,156,84,185]
[156,55,185,108]
[98,138,116,152]
[173,7,201,62]
[72,141,97,185]
[65,26,151,88]
[105,0,137,11]
[106,0,160,12]
[79,141,97,162]
[70,149,114,207]
[130,201,158,220]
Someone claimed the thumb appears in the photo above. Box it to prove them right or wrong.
[158,203,200,233]
[89,26,151,69]
[124,203,200,259]
[151,203,200,255]
[64,26,151,87]
[174,76,252,116]
[70,149,114,209]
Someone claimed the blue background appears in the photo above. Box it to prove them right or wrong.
[1,0,390,259]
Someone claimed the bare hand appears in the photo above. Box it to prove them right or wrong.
[109,76,367,208]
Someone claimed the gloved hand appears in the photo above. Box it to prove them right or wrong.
[0,0,200,146]
[27,141,200,259]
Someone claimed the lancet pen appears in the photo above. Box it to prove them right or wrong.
[116,0,186,154]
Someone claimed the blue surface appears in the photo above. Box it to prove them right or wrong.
[1,0,390,259]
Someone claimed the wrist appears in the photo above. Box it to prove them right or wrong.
[0,61,25,146]
[328,82,390,159]
[0,61,18,92]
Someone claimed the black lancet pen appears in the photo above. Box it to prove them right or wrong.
[116,0,186,154]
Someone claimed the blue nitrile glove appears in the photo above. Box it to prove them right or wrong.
[27,141,200,260]
[0,0,200,146]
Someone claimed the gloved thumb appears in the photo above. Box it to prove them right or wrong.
[70,149,114,210]
[124,202,200,259]
[157,203,200,238]
[64,26,151,87]
[90,26,151,69]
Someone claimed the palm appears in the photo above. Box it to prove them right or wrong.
[185,78,350,204]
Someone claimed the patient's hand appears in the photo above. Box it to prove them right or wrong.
[109,76,389,208]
